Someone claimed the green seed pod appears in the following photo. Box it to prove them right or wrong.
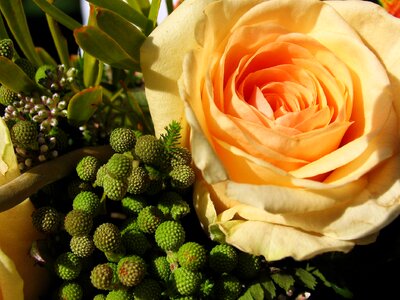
[70,235,95,257]
[93,223,122,252]
[10,120,38,150]
[134,135,167,167]
[54,252,82,280]
[173,267,201,296]
[155,220,186,252]
[58,282,83,300]
[169,164,195,189]
[103,174,128,201]
[0,85,19,106]
[72,191,101,216]
[149,256,171,282]
[90,263,120,290]
[177,242,207,271]
[136,206,163,234]
[31,206,61,234]
[64,209,93,237]
[117,255,147,287]
[215,274,242,300]
[209,244,238,274]
[106,153,132,180]
[0,39,14,59]
[14,57,36,79]
[126,166,150,195]
[76,155,101,182]
[133,278,162,300]
[109,127,136,153]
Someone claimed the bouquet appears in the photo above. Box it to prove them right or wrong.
[1,0,400,299]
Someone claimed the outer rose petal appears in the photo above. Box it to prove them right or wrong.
[0,119,48,299]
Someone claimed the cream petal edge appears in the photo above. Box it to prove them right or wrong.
[0,249,23,300]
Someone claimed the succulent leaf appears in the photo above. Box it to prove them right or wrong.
[0,57,38,93]
[67,86,103,126]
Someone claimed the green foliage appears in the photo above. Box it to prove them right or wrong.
[160,120,182,153]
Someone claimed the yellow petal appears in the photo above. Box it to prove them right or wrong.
[0,249,23,300]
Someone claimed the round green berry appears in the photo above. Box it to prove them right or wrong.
[14,57,36,79]
[169,164,195,189]
[58,282,83,300]
[178,242,207,271]
[90,263,119,290]
[155,220,185,252]
[173,267,201,296]
[0,85,19,106]
[134,135,166,167]
[133,278,162,300]
[157,192,190,220]
[70,235,95,257]
[117,255,147,287]
[54,252,82,280]
[136,206,163,234]
[235,252,262,280]
[0,39,14,59]
[93,294,106,300]
[122,229,150,256]
[126,166,150,194]
[106,153,132,180]
[170,146,192,167]
[72,191,100,215]
[209,244,238,274]
[64,209,93,236]
[76,155,100,181]
[95,165,107,187]
[31,206,60,234]
[215,274,242,300]
[109,127,136,153]
[93,223,122,252]
[103,174,128,201]
[150,256,171,282]
[121,195,147,216]
[106,289,133,300]
[10,120,38,149]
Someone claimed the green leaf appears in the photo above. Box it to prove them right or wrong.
[295,268,318,290]
[0,13,9,40]
[259,275,276,300]
[35,47,56,66]
[146,0,161,34]
[32,0,81,31]
[271,273,295,292]
[239,283,265,300]
[86,0,150,32]
[74,26,139,70]
[67,86,103,126]
[0,57,38,93]
[83,51,103,88]
[312,268,353,299]
[95,8,146,63]
[0,0,41,66]
[45,14,70,66]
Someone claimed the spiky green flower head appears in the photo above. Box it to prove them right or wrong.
[117,255,147,287]
[76,155,101,182]
[10,120,38,150]
[35,64,57,89]
[157,192,190,221]
[105,289,133,300]
[67,178,93,200]
[121,195,147,216]
[54,252,82,280]
[14,57,36,79]
[90,263,120,290]
[0,38,14,59]
[173,267,202,296]
[170,146,192,168]
[136,206,164,234]
[134,134,167,167]
[122,229,150,256]
[155,220,185,252]
[126,166,150,195]
[64,209,93,236]
[177,242,207,271]
[103,174,128,201]
[31,206,61,234]
[58,282,83,300]
[169,164,195,190]
[93,223,122,252]
[109,127,136,153]
[235,252,263,280]
[215,274,242,300]
[209,244,238,274]
[70,235,95,258]
[106,153,133,180]
[149,255,171,282]
[95,165,107,187]
[93,294,106,300]
[73,191,101,216]
[0,85,19,106]
[133,278,162,300]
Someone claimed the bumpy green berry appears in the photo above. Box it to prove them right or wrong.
[122,229,150,256]
[104,245,126,263]
[58,282,82,300]
[90,263,119,290]
[109,127,136,153]
[103,174,128,201]
[173,267,201,296]
[14,57,36,79]
[106,153,132,180]
[157,192,190,220]
[169,164,195,189]
[178,242,207,271]
[31,206,61,233]
[72,191,100,215]
[95,165,107,187]
[0,39,14,59]
[64,210,93,236]
[150,256,171,282]
[0,85,19,106]
[93,295,106,300]
[93,223,122,252]
[121,195,147,215]
[137,206,163,234]
[10,120,38,149]
[106,289,133,300]
[70,235,95,257]
[155,220,185,252]
[126,166,150,194]
[209,244,238,274]
[54,252,82,280]
[117,255,147,287]
[215,274,242,300]
[76,155,100,181]
[235,252,262,280]
[170,147,192,167]
[133,278,162,300]
[134,135,166,167]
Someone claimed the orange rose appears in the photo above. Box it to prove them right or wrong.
[141,0,400,260]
